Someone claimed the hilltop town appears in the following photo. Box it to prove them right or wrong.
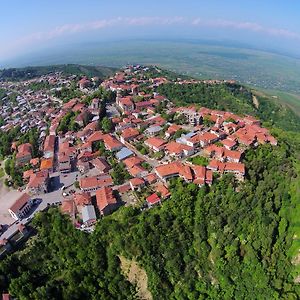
[0,65,277,255]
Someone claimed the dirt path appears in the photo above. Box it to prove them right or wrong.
[119,256,152,300]
[252,95,259,109]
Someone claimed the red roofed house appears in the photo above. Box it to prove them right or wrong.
[8,193,33,220]
[80,174,113,192]
[123,156,144,169]
[120,127,140,143]
[221,138,237,150]
[192,165,213,186]
[135,101,153,110]
[144,137,167,152]
[23,169,34,182]
[164,141,194,158]
[207,160,245,179]
[90,157,111,174]
[60,199,77,222]
[73,192,92,213]
[43,135,56,158]
[128,165,148,178]
[40,158,54,173]
[155,182,171,198]
[58,154,71,173]
[96,187,119,216]
[78,77,91,89]
[118,96,135,113]
[146,193,161,207]
[103,134,123,152]
[87,131,105,144]
[145,173,157,184]
[63,99,77,110]
[16,143,32,166]
[155,162,193,183]
[224,162,245,178]
[224,149,242,163]
[27,171,49,194]
[130,177,145,191]
[165,124,182,138]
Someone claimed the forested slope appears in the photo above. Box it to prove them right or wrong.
[157,82,300,132]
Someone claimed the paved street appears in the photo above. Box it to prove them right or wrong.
[0,169,82,240]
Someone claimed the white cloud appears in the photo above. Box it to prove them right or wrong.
[2,16,300,60]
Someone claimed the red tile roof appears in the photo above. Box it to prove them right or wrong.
[144,137,166,149]
[146,193,161,205]
[123,156,144,168]
[155,162,193,181]
[130,177,145,187]
[87,131,105,143]
[145,173,157,184]
[16,143,32,158]
[9,193,30,213]
[118,184,131,193]
[155,183,170,198]
[121,127,140,140]
[40,158,54,170]
[73,192,91,207]
[27,171,48,188]
[128,165,147,177]
[61,199,76,217]
[103,134,123,150]
[165,142,193,155]
[96,187,117,211]
[80,175,113,190]
[43,135,56,153]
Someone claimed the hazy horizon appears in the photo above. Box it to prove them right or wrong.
[2,1,300,66]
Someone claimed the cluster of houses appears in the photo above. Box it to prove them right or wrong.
[60,186,119,226]
[3,65,278,233]
[0,72,77,135]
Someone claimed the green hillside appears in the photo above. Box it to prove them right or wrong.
[157,82,300,132]
[0,64,117,81]
[254,88,300,117]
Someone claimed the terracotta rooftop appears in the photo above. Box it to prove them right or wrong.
[121,127,140,140]
[146,193,160,205]
[73,192,91,207]
[96,187,117,211]
[130,177,145,187]
[123,156,144,168]
[9,193,31,213]
[40,158,54,170]
[80,175,113,189]
[145,137,166,149]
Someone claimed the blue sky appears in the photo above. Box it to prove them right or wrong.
[2,1,300,62]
